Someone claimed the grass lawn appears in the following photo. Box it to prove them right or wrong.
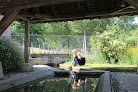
[64,61,137,69]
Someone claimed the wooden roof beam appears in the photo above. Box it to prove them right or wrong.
[0,8,20,36]
[17,16,29,21]
[18,11,53,18]
[124,0,138,9]
[111,5,136,14]
[29,9,137,23]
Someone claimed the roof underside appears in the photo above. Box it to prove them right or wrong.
[0,0,138,23]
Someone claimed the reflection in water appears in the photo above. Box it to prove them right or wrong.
[27,74,98,92]
[71,71,86,89]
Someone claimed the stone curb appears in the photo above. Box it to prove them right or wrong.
[95,71,112,92]
[110,72,119,92]
[92,68,137,72]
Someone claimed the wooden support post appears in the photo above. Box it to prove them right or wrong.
[43,42,45,54]
[39,44,41,54]
[0,8,20,36]
[24,21,30,63]
[31,42,33,54]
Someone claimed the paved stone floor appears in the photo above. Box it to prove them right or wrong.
[111,72,138,92]
[0,65,59,92]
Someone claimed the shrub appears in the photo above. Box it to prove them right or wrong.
[91,30,126,62]
[0,36,24,73]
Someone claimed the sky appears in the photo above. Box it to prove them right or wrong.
[134,16,138,24]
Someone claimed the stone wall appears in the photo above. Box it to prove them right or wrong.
[29,54,69,65]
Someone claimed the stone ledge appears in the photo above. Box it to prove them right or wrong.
[95,71,112,92]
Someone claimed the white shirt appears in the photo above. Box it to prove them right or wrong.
[77,52,84,58]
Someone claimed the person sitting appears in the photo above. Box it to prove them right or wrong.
[71,50,85,67]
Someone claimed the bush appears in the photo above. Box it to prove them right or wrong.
[91,30,126,62]
[0,36,24,73]
[119,46,138,65]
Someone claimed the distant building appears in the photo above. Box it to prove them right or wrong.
[0,15,11,37]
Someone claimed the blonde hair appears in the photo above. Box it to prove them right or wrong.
[72,49,77,53]
[72,50,77,57]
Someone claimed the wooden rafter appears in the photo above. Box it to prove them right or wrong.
[0,8,20,36]
[124,0,138,9]
[17,16,29,21]
[51,6,57,16]
[111,5,136,14]
[29,9,137,23]
[18,12,53,19]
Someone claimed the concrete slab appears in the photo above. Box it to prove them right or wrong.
[111,72,138,92]
[21,63,33,72]
[0,65,55,92]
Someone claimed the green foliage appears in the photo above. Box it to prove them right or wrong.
[0,37,24,73]
[91,30,126,62]
[120,47,138,65]
[126,30,138,47]
[11,16,137,36]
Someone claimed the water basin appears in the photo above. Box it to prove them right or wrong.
[8,72,99,92]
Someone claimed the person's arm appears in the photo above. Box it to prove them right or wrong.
[71,58,74,66]
[71,61,74,66]
[78,54,81,60]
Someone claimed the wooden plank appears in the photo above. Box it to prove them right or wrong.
[24,21,30,63]
[59,64,91,72]
[0,8,20,36]
[29,9,137,23]
[59,64,71,70]
[0,0,83,14]
[18,12,53,19]
[17,16,29,21]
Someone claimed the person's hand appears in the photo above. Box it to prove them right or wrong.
[71,61,74,65]
[77,65,80,67]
